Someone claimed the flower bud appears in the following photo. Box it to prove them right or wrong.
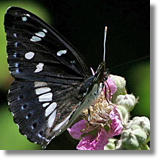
[109,75,126,102]
[109,75,126,93]
[128,116,150,141]
[104,138,116,150]
[116,105,129,125]
[121,129,140,150]
[121,123,148,150]
[115,94,138,111]
[131,125,147,144]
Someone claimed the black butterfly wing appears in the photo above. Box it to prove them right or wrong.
[5,7,92,82]
[8,80,86,147]
[5,7,93,147]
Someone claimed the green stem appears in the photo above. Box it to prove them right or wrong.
[140,144,150,150]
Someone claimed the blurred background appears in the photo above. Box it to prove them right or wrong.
[0,0,150,150]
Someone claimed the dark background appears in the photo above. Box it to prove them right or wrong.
[39,0,150,72]
[0,0,150,150]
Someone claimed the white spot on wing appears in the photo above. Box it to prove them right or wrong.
[15,68,19,73]
[30,36,41,42]
[25,52,35,60]
[24,14,30,17]
[34,82,47,87]
[57,50,67,56]
[35,31,45,38]
[13,53,17,58]
[22,16,27,21]
[38,92,52,102]
[45,102,57,117]
[43,103,49,107]
[70,60,75,64]
[52,114,71,132]
[13,33,17,37]
[47,110,57,127]
[14,42,18,47]
[34,63,44,73]
[15,63,19,67]
[35,87,51,95]
[43,29,47,33]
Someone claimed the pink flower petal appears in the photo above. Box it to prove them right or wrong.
[67,120,91,140]
[102,76,117,99]
[108,106,123,137]
[76,134,95,150]
[76,128,109,150]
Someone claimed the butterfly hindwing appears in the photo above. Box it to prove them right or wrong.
[5,7,94,147]
[8,79,87,147]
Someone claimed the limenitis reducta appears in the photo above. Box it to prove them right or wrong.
[5,7,108,148]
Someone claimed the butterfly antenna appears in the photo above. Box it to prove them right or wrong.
[103,26,108,63]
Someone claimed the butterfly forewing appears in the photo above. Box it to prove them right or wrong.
[5,7,93,147]
[5,7,92,80]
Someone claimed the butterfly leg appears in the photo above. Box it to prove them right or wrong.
[104,84,107,100]
[104,80,112,102]
[87,107,91,122]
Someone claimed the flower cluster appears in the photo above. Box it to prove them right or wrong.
[67,75,150,150]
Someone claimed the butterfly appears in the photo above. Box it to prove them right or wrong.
[4,7,108,148]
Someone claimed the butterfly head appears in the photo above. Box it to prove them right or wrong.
[94,61,110,85]
[103,68,110,81]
